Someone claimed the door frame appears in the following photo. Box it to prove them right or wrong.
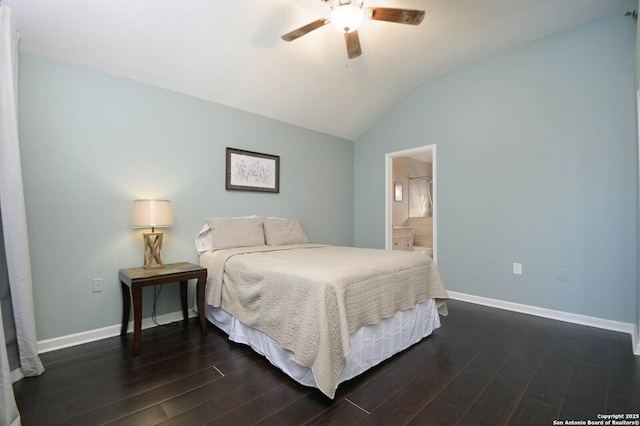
[385,145,437,265]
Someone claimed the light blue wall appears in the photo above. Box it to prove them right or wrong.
[18,54,354,340]
[355,12,638,323]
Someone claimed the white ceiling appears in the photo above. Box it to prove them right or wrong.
[4,0,636,141]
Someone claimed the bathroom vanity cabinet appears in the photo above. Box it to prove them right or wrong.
[392,227,413,251]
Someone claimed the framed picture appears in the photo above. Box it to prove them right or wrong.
[226,147,280,193]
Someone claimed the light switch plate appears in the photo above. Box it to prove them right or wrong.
[513,263,522,275]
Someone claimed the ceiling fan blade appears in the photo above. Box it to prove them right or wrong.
[281,18,329,42]
[367,7,425,25]
[345,30,362,59]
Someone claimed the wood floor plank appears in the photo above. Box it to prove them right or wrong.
[346,337,452,412]
[509,330,551,369]
[65,367,225,425]
[252,391,333,426]
[65,349,227,417]
[436,371,491,411]
[104,405,170,426]
[523,336,579,406]
[438,326,501,371]
[203,399,273,426]
[21,351,214,413]
[607,335,640,403]
[304,399,369,425]
[463,328,524,379]
[563,359,607,410]
[509,394,558,425]
[607,392,640,414]
[158,365,287,423]
[18,401,67,426]
[407,398,465,426]
[458,362,534,425]
[359,361,459,424]
[560,401,604,422]
[158,384,276,425]
[16,330,237,412]
[254,381,312,415]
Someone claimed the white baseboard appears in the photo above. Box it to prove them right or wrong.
[37,309,197,354]
[448,291,639,355]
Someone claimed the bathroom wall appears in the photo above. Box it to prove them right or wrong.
[407,217,433,248]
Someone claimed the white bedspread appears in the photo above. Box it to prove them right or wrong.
[200,244,448,398]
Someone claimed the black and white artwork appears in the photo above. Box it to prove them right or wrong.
[226,148,280,193]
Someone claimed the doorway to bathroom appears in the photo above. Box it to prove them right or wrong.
[385,145,437,264]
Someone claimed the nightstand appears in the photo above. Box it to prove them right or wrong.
[119,262,208,356]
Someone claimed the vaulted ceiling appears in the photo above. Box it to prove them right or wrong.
[4,0,636,140]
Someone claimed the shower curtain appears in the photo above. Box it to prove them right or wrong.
[0,5,45,425]
[409,177,432,217]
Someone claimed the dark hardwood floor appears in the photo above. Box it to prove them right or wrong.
[14,300,640,425]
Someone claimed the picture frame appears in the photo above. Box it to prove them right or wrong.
[226,147,280,193]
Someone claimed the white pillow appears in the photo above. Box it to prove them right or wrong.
[207,217,265,250]
[195,216,263,253]
[195,223,214,255]
[263,217,309,246]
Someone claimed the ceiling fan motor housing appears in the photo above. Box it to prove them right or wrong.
[331,4,364,33]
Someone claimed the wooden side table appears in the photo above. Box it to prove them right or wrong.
[119,262,208,356]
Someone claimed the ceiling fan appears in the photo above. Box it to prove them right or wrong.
[281,0,425,59]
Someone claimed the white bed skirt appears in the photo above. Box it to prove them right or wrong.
[206,298,441,390]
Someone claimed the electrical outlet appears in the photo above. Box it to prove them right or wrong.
[513,263,522,275]
[92,278,104,293]
[557,268,568,281]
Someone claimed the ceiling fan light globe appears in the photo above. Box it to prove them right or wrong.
[331,5,363,33]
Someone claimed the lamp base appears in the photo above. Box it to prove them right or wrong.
[143,232,165,269]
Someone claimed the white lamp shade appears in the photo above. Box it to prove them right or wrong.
[331,5,363,33]
[131,200,174,228]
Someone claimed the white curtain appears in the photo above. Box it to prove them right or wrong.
[408,178,432,218]
[0,4,45,425]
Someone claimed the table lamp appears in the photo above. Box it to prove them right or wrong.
[131,199,174,269]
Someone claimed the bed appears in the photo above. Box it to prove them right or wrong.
[196,216,448,398]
